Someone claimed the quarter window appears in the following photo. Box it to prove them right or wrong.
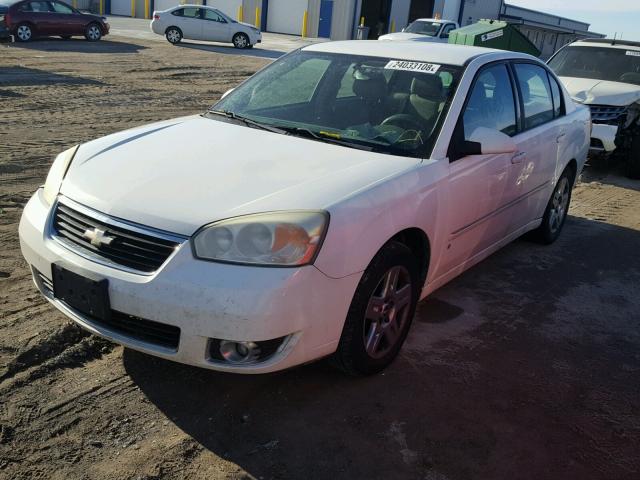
[23,1,51,11]
[463,64,517,138]
[514,63,554,130]
[547,73,563,118]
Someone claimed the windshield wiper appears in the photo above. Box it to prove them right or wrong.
[276,126,376,151]
[207,110,288,134]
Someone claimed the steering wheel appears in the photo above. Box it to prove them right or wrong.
[381,114,424,132]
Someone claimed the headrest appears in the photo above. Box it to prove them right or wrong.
[353,73,387,100]
[410,76,444,99]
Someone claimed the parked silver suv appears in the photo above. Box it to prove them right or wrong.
[548,38,640,178]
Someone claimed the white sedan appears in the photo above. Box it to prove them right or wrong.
[19,41,590,375]
[151,5,261,48]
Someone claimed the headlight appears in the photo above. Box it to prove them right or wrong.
[43,145,79,205]
[192,211,329,266]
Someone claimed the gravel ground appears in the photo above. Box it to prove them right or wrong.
[1,37,639,480]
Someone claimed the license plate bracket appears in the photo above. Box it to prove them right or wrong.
[52,264,110,321]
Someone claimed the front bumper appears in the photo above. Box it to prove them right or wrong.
[19,190,360,373]
[590,123,618,153]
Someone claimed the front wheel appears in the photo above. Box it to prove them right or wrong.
[85,23,102,41]
[165,27,182,44]
[531,168,574,244]
[332,241,419,375]
[232,32,250,49]
[15,23,33,42]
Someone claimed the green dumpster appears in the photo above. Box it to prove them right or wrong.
[448,19,541,57]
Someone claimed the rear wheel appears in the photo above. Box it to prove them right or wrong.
[15,23,33,42]
[85,23,102,41]
[627,132,640,179]
[332,241,419,376]
[531,167,574,244]
[165,27,182,44]
[232,32,249,49]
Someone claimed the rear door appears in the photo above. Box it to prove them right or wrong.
[201,8,231,42]
[23,0,54,35]
[508,62,561,229]
[440,62,520,275]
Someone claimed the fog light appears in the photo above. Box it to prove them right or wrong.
[219,340,260,364]
[209,336,288,365]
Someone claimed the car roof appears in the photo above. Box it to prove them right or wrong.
[572,38,640,50]
[302,41,533,67]
[411,18,455,23]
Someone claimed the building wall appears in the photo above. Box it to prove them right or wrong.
[459,0,502,25]
[330,0,357,40]
[388,0,410,33]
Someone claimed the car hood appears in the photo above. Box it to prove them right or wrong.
[61,115,420,236]
[559,76,640,106]
[378,32,439,42]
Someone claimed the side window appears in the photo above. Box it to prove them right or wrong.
[27,1,52,11]
[181,7,200,18]
[246,58,331,110]
[204,9,226,22]
[441,24,456,38]
[463,64,517,139]
[547,72,563,118]
[51,2,74,13]
[514,63,554,130]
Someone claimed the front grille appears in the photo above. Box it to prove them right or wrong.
[52,202,181,273]
[33,268,180,350]
[589,105,628,125]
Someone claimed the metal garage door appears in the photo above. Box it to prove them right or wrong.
[110,0,131,16]
[267,0,307,35]
[153,0,180,12]
[207,0,241,19]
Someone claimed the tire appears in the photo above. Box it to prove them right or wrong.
[165,27,182,45]
[530,167,574,245]
[232,32,250,49]
[332,241,420,376]
[15,23,33,42]
[85,23,102,42]
[627,132,640,179]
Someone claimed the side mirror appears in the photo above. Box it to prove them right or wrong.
[221,88,234,99]
[462,127,517,155]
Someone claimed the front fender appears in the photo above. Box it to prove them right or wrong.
[314,159,449,281]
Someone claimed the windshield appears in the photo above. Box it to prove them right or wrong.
[549,46,640,86]
[404,21,441,36]
[211,51,461,158]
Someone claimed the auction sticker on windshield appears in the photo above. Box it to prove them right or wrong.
[626,51,640,57]
[385,60,440,74]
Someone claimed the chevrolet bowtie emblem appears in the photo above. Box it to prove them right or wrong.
[83,227,115,247]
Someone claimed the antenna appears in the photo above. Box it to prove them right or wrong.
[612,32,617,45]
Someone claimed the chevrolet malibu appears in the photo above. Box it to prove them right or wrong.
[19,42,590,375]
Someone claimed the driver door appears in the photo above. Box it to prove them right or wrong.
[439,63,524,275]
[201,8,231,43]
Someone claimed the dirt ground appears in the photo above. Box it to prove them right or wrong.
[1,37,639,480]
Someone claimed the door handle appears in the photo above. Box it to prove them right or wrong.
[511,151,526,164]
[557,133,566,143]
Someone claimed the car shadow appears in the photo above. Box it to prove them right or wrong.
[175,41,283,59]
[8,37,146,53]
[0,66,104,86]
[124,215,640,479]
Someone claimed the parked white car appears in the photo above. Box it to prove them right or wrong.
[378,18,458,43]
[20,41,590,375]
[151,4,261,48]
[548,38,640,177]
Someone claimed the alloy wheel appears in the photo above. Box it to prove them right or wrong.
[549,177,570,233]
[363,265,412,359]
[234,34,248,48]
[87,25,100,41]
[17,25,32,41]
